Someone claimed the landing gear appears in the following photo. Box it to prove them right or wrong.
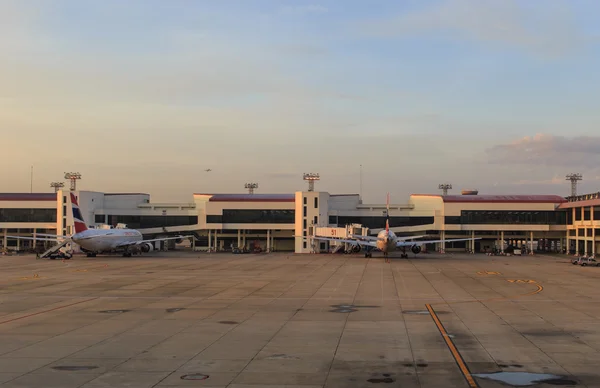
[384,251,390,263]
[86,252,97,257]
[122,252,132,257]
[364,252,372,258]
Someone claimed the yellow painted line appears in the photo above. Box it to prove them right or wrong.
[507,279,536,284]
[521,284,543,297]
[477,271,501,275]
[426,304,480,388]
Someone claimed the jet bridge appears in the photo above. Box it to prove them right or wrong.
[313,224,369,253]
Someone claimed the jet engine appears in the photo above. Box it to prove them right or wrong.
[140,243,154,253]
[175,238,183,244]
[411,245,422,255]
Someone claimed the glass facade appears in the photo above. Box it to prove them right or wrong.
[97,215,197,229]
[0,208,56,223]
[207,209,295,224]
[445,210,567,225]
[329,216,434,229]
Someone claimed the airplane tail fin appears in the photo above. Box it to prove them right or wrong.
[70,193,88,234]
[385,192,390,233]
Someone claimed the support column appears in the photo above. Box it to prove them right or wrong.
[584,228,588,256]
[242,230,246,249]
[214,231,218,252]
[33,228,37,251]
[237,230,241,248]
[2,229,7,252]
[16,229,20,251]
[529,231,534,255]
[592,228,596,258]
[208,230,212,251]
[575,228,579,256]
[267,229,270,253]
[471,230,475,254]
[272,233,275,252]
[500,231,505,253]
[440,230,445,253]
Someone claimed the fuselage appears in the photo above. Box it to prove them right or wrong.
[376,229,397,252]
[71,229,142,252]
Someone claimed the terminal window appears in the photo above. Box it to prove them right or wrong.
[0,208,57,223]
[105,215,198,228]
[314,198,318,208]
[460,210,566,225]
[221,209,295,224]
[333,216,434,229]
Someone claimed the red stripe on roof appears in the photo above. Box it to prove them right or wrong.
[559,199,600,208]
[412,194,566,203]
[0,193,57,201]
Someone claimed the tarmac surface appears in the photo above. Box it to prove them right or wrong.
[0,251,599,387]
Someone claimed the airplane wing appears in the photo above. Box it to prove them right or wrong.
[348,234,378,241]
[5,235,70,242]
[396,237,481,247]
[295,235,378,248]
[115,235,190,248]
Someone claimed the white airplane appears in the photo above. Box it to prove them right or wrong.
[301,193,480,262]
[8,193,188,258]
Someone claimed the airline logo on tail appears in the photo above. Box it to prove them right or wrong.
[70,193,88,234]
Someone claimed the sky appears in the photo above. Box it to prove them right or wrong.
[2,0,600,203]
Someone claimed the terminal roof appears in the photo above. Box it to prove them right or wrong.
[412,194,566,203]
[104,193,149,196]
[0,193,57,201]
[196,193,295,202]
[558,198,600,208]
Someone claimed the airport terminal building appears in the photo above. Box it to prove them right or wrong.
[1,189,599,257]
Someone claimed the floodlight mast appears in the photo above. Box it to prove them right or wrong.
[566,173,582,197]
[64,172,82,191]
[438,183,452,196]
[303,173,320,192]
[50,182,65,193]
[244,183,258,194]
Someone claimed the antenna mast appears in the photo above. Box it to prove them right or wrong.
[244,183,258,194]
[438,183,452,196]
[359,165,363,201]
[64,172,82,191]
[303,173,320,192]
[566,173,582,197]
[50,182,65,193]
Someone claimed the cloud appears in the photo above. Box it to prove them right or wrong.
[486,133,600,168]
[280,5,328,15]
[358,0,584,58]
